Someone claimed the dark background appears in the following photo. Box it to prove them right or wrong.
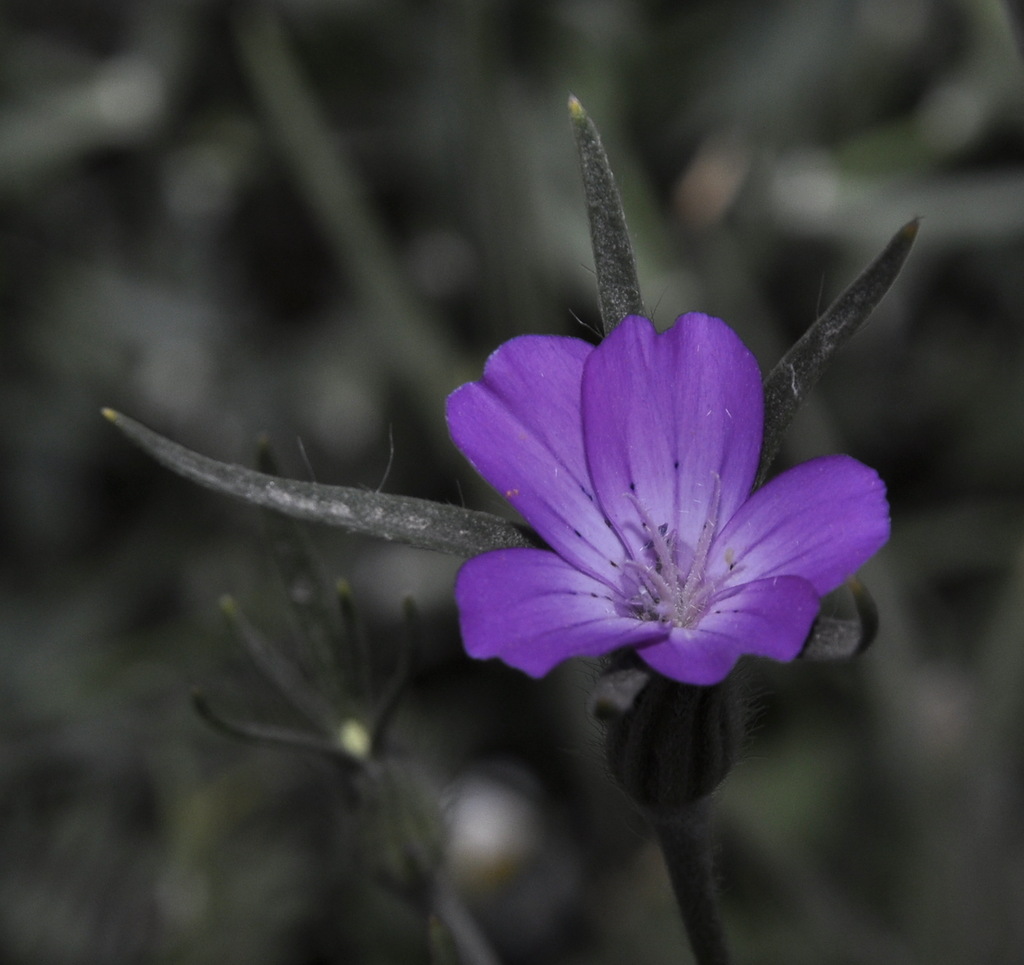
[4,0,1024,962]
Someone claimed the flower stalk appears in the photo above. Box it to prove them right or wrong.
[653,798,732,965]
[603,664,743,964]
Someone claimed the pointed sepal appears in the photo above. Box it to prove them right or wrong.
[102,409,538,556]
[569,96,644,336]
[758,219,918,484]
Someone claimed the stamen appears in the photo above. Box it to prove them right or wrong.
[623,495,680,623]
[680,473,720,603]
[620,475,723,629]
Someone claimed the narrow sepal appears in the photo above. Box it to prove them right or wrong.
[799,577,880,660]
[758,218,919,485]
[569,96,644,335]
[102,410,538,556]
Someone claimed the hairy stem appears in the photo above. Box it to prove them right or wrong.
[652,798,732,965]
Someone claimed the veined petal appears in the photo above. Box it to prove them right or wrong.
[455,548,669,677]
[636,575,819,684]
[711,455,889,595]
[581,314,763,556]
[447,335,624,582]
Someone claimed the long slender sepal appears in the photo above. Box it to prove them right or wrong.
[102,410,538,557]
[653,799,733,965]
[569,96,644,336]
[758,219,919,485]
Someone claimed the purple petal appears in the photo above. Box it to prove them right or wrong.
[447,335,625,583]
[455,548,669,677]
[581,314,763,557]
[636,575,819,684]
[711,455,889,595]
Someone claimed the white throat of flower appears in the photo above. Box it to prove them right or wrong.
[621,476,722,629]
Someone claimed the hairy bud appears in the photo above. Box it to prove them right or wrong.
[602,664,745,814]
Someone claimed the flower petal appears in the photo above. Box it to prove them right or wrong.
[636,575,819,684]
[581,314,763,557]
[711,454,889,595]
[447,335,624,583]
[455,548,669,677]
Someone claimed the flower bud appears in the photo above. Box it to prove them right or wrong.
[602,664,745,815]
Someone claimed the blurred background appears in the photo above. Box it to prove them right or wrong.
[4,0,1024,962]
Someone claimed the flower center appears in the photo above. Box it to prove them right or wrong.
[621,480,721,629]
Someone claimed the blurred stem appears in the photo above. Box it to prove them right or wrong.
[428,914,462,965]
[430,874,503,965]
[233,5,462,426]
[452,0,549,345]
[191,690,360,773]
[219,595,336,733]
[257,440,356,715]
[653,798,732,965]
[371,596,417,753]
[1005,0,1024,60]
[337,579,375,712]
[974,538,1024,759]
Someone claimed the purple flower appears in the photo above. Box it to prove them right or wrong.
[446,314,889,685]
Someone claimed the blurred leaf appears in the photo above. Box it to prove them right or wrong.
[0,59,165,195]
